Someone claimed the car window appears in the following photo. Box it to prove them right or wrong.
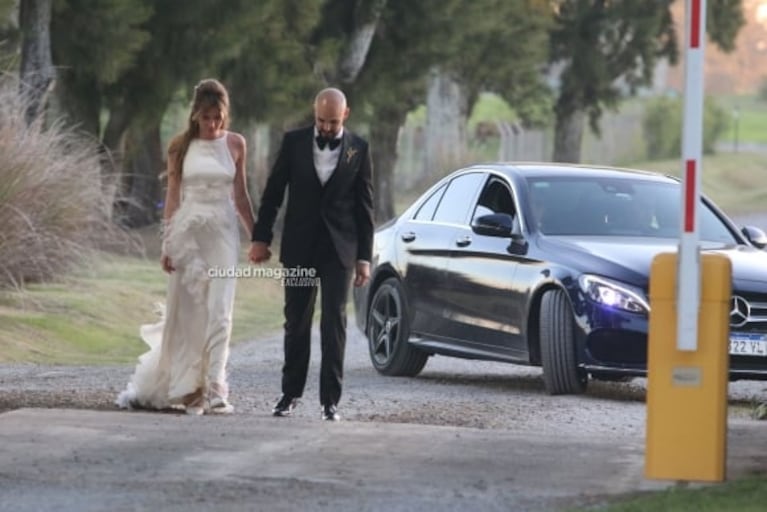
[527,177,738,243]
[472,177,515,223]
[413,183,447,221]
[432,172,485,225]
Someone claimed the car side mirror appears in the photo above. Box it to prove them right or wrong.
[741,225,767,249]
[472,213,521,239]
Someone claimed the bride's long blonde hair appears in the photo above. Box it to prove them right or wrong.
[168,79,230,179]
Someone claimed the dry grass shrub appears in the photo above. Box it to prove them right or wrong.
[0,77,132,288]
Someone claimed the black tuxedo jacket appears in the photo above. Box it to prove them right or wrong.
[252,126,374,269]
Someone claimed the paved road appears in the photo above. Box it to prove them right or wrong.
[1,407,765,512]
[1,324,766,512]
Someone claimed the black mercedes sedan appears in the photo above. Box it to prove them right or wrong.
[352,163,767,394]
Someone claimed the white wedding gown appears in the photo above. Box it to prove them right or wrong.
[117,133,239,411]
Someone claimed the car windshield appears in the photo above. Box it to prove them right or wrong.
[527,176,738,244]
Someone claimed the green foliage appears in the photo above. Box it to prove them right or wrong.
[706,0,745,53]
[438,0,552,125]
[352,0,459,116]
[642,96,729,160]
[51,0,152,135]
[550,0,678,134]
[0,0,14,18]
[52,0,152,86]
[469,93,517,127]
[219,0,324,126]
[352,0,551,125]
[0,0,19,69]
[550,0,744,140]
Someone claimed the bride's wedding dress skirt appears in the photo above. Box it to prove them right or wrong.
[117,186,239,411]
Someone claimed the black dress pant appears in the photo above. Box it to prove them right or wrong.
[281,228,352,406]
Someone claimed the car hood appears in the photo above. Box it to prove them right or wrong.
[537,236,767,290]
[713,245,767,292]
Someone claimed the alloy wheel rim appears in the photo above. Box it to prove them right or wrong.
[369,285,401,365]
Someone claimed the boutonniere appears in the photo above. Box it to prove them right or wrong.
[345,146,358,164]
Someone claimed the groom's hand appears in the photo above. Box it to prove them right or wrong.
[249,242,271,263]
[354,261,370,287]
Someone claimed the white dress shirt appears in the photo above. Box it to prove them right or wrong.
[313,128,343,185]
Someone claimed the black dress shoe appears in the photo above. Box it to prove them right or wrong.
[272,395,298,417]
[321,404,340,421]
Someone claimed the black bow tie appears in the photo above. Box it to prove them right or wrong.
[316,135,341,151]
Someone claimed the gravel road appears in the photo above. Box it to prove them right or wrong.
[1,323,765,433]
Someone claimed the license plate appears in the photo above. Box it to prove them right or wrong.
[729,333,767,357]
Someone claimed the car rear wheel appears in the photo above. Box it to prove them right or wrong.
[540,289,587,395]
[367,278,428,376]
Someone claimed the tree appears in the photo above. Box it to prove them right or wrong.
[0,0,20,69]
[221,0,387,214]
[217,0,325,200]
[421,0,551,196]
[549,0,745,163]
[51,0,151,137]
[219,1,324,129]
[51,1,272,227]
[351,0,464,222]
[18,0,54,124]
[354,0,550,222]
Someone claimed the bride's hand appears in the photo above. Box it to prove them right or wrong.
[161,254,175,273]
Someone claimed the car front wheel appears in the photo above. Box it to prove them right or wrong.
[366,277,428,376]
[540,288,587,395]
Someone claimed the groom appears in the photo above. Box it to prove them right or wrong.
[249,87,374,421]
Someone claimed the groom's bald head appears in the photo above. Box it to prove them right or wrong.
[314,88,349,139]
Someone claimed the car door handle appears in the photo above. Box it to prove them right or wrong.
[455,235,472,247]
[401,231,416,243]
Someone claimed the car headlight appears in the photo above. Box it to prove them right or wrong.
[578,274,649,314]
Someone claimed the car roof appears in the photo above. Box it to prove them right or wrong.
[461,162,679,183]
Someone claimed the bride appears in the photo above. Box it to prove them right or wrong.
[116,79,258,415]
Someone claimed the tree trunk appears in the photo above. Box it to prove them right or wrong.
[19,0,54,125]
[335,0,387,83]
[103,99,133,154]
[322,0,386,85]
[114,122,164,228]
[370,106,406,224]
[55,75,102,138]
[552,108,586,163]
[422,68,469,184]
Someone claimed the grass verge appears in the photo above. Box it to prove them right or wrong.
[570,475,767,512]
[716,94,767,146]
[0,251,285,364]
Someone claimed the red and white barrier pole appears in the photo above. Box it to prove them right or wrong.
[677,0,706,351]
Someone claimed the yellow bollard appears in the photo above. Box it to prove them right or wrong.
[645,252,731,482]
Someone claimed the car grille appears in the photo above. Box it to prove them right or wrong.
[729,295,767,331]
